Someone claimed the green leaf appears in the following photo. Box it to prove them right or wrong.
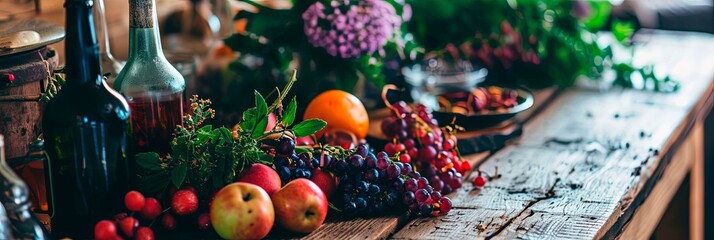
[255,152,273,164]
[240,108,257,131]
[138,172,171,195]
[292,118,327,137]
[253,90,269,138]
[171,162,188,188]
[135,152,162,172]
[197,125,215,142]
[328,202,342,212]
[281,97,297,126]
[612,20,635,44]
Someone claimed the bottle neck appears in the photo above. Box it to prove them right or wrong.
[64,0,103,86]
[128,0,165,60]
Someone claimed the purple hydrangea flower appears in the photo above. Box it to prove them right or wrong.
[303,0,402,59]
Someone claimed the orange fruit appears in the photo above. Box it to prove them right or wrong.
[303,90,369,140]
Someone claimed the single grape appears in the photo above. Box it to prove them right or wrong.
[392,178,405,191]
[422,164,437,177]
[417,177,429,189]
[277,166,291,182]
[396,131,408,140]
[402,191,416,205]
[368,184,381,195]
[474,175,486,188]
[439,197,452,214]
[401,163,412,175]
[394,143,406,153]
[421,132,435,145]
[431,179,444,191]
[364,169,379,183]
[404,138,416,149]
[335,160,349,173]
[423,185,433,193]
[384,143,396,156]
[408,171,421,179]
[408,148,419,159]
[443,138,455,151]
[356,181,369,193]
[277,137,296,156]
[310,158,320,170]
[450,179,462,189]
[418,146,437,162]
[376,151,389,160]
[405,178,419,192]
[429,175,441,185]
[356,144,369,157]
[381,117,396,137]
[415,189,429,203]
[419,203,433,216]
[399,153,411,163]
[344,202,357,213]
[387,164,401,180]
[430,191,442,201]
[355,198,368,210]
[322,154,332,168]
[365,153,377,168]
[393,118,407,131]
[296,159,306,168]
[273,156,289,168]
[349,154,365,170]
[442,184,453,195]
[376,157,390,170]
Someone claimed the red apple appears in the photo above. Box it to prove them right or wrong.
[310,168,336,197]
[236,163,281,196]
[210,182,274,239]
[271,179,328,233]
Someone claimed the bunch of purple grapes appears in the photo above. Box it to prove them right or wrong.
[273,137,320,183]
[379,101,470,195]
[322,144,452,216]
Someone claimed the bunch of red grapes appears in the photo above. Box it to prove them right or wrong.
[321,144,453,216]
[380,101,472,195]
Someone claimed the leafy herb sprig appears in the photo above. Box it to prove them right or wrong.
[135,70,327,196]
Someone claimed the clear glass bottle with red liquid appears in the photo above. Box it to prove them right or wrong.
[114,0,186,156]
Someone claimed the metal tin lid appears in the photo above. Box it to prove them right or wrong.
[0,19,65,57]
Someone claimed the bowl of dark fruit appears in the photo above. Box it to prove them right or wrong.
[431,86,534,130]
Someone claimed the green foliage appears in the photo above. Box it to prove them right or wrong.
[134,71,326,196]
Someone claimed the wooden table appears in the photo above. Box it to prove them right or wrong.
[292,30,714,240]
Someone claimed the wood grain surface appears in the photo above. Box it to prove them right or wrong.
[390,30,714,240]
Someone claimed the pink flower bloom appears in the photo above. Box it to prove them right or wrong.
[302,0,402,59]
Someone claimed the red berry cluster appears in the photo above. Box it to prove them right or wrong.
[380,101,472,195]
[94,191,156,240]
[94,186,211,239]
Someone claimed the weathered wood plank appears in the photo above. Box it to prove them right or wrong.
[619,123,701,239]
[392,31,714,240]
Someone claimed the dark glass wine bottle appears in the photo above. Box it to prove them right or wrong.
[114,0,186,156]
[43,0,132,238]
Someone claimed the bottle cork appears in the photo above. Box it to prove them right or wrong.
[129,0,154,28]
